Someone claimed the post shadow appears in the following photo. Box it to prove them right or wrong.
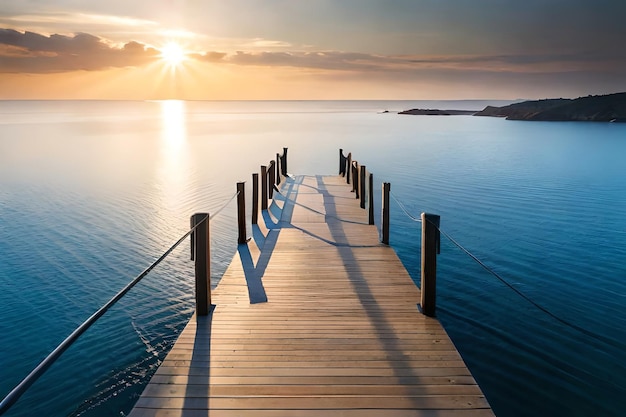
[237,243,268,304]
[182,307,213,416]
[251,224,266,248]
[235,175,301,305]
[314,175,429,410]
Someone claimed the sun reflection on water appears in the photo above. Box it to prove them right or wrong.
[161,100,186,147]
[156,100,192,229]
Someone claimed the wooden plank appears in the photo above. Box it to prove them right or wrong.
[152,366,474,377]
[129,410,493,417]
[133,396,491,410]
[140,383,486,397]
[128,175,494,417]
[144,374,482,386]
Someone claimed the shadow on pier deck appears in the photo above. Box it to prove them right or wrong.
[128,175,494,417]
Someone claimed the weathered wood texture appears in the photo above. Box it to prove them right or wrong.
[130,175,494,417]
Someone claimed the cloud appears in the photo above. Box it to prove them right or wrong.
[190,49,626,76]
[3,12,157,29]
[3,27,625,98]
[190,51,227,63]
[216,51,390,72]
[0,28,159,73]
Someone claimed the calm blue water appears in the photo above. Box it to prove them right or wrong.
[1,100,625,416]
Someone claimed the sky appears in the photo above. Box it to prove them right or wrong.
[1,0,625,100]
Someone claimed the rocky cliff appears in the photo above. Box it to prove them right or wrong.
[474,92,626,122]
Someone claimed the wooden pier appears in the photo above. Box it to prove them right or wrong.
[128,173,494,417]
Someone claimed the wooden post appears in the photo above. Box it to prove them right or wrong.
[237,182,246,244]
[268,161,275,199]
[252,173,259,225]
[368,173,374,225]
[360,165,366,209]
[382,182,390,245]
[261,165,268,210]
[420,213,440,317]
[339,149,345,176]
[190,213,211,316]
[346,153,352,184]
[353,162,359,197]
[276,153,281,185]
[281,147,288,175]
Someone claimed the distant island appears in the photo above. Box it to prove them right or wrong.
[398,109,476,116]
[474,92,626,122]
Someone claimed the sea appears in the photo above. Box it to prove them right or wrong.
[1,100,625,417]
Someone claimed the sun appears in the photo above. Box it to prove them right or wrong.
[160,42,186,67]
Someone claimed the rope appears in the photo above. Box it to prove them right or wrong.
[389,192,624,352]
[433,221,623,349]
[0,191,239,415]
[390,190,421,222]
[210,191,240,220]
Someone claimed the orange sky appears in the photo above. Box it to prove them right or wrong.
[1,1,625,100]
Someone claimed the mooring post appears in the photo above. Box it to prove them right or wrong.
[281,147,288,175]
[237,182,246,244]
[368,173,375,225]
[190,213,211,316]
[346,153,352,184]
[252,173,259,225]
[382,182,390,244]
[360,165,366,209]
[420,212,440,317]
[268,161,275,199]
[339,149,345,176]
[261,165,268,210]
[353,162,359,196]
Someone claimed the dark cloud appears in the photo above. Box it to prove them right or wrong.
[0,28,159,73]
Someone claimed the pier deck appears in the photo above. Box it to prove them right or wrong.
[129,175,494,417]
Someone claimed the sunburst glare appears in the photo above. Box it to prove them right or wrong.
[159,42,187,68]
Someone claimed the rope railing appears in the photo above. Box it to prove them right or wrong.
[340,149,624,391]
[0,191,240,415]
[387,190,625,350]
[390,190,422,223]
